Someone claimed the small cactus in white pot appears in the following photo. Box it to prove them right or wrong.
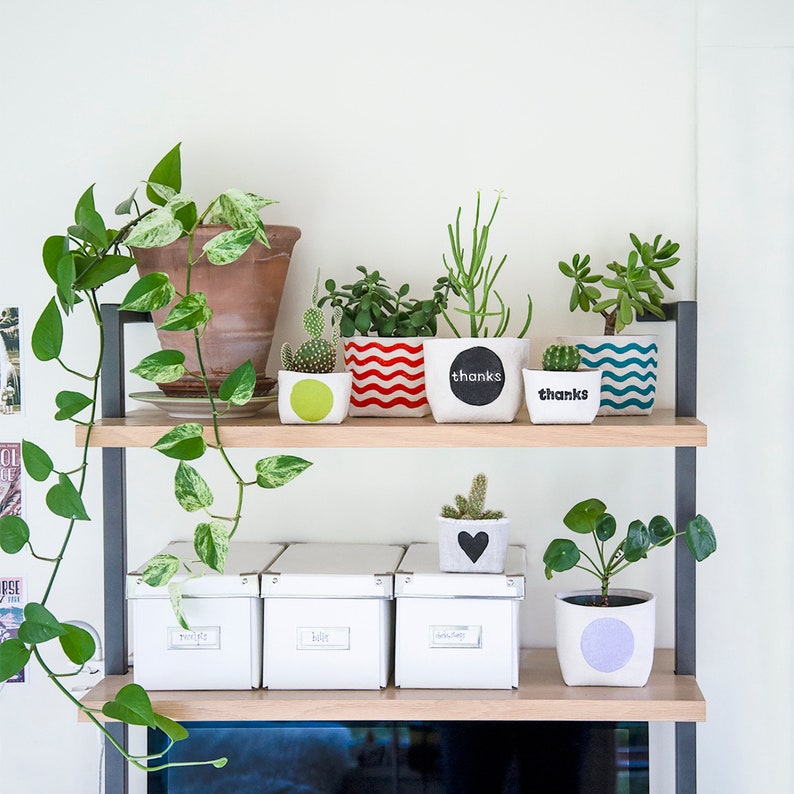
[437,473,510,573]
[278,271,352,424]
[522,344,601,425]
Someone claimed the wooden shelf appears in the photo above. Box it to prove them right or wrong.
[79,649,704,724]
[77,408,706,449]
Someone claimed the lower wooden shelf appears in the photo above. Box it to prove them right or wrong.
[79,648,705,724]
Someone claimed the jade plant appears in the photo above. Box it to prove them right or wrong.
[319,265,453,337]
[0,144,312,774]
[281,271,343,372]
[543,498,716,606]
[558,234,680,335]
[442,190,533,338]
[441,473,504,520]
[542,344,581,372]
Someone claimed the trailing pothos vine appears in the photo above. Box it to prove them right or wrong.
[0,144,311,773]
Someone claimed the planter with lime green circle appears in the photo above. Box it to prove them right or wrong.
[277,371,352,424]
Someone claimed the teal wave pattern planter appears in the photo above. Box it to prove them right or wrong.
[558,335,658,416]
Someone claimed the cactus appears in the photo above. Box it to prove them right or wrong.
[441,473,504,520]
[281,271,342,373]
[542,344,581,372]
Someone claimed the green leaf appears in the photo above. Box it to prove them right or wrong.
[0,639,31,681]
[208,189,275,245]
[18,602,68,644]
[648,515,674,547]
[69,205,108,249]
[562,498,606,535]
[115,188,138,216]
[55,254,77,313]
[130,349,187,383]
[42,235,69,283]
[74,184,96,221]
[255,455,313,489]
[624,520,651,562]
[119,273,176,313]
[202,227,257,265]
[174,462,214,512]
[59,623,97,665]
[124,207,183,249]
[74,254,138,290]
[194,521,229,574]
[46,473,90,520]
[147,143,182,206]
[22,440,53,481]
[0,515,30,553]
[685,514,717,562]
[32,298,63,361]
[142,554,180,588]
[168,580,190,630]
[595,513,616,542]
[218,361,255,405]
[159,293,212,332]
[542,538,580,576]
[152,424,207,461]
[54,390,93,421]
[102,683,157,728]
[154,713,189,743]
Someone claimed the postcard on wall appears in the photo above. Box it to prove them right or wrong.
[0,441,21,519]
[0,306,21,415]
[0,576,25,683]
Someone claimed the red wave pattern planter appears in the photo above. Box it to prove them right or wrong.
[343,337,431,417]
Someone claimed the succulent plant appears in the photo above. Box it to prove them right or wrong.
[281,271,342,373]
[441,472,504,520]
[542,344,581,372]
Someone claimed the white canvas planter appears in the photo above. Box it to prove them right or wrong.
[522,368,602,424]
[554,588,656,687]
[277,370,352,424]
[423,337,530,423]
[557,335,658,416]
[343,336,430,417]
[437,516,510,573]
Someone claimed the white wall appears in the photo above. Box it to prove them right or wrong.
[0,1,790,792]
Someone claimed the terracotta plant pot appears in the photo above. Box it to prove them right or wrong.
[132,224,300,397]
[554,588,656,687]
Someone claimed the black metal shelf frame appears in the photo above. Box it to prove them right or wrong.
[97,301,699,794]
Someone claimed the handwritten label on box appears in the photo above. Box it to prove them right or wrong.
[297,627,350,651]
[167,626,220,650]
[429,625,482,649]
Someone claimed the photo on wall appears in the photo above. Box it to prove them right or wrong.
[0,307,21,415]
[0,576,25,684]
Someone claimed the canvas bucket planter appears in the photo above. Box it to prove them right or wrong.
[423,338,530,423]
[522,368,602,424]
[554,588,656,687]
[557,335,658,416]
[437,516,510,573]
[277,371,352,424]
[343,337,430,417]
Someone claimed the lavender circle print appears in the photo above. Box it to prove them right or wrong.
[580,618,635,673]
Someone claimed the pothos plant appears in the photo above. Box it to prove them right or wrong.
[0,143,312,773]
[558,234,680,335]
[543,498,716,606]
[442,190,533,339]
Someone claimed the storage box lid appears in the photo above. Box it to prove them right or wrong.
[261,542,406,598]
[127,541,285,598]
[395,543,526,599]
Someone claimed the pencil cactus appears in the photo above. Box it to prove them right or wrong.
[441,473,504,520]
[281,271,342,373]
[542,344,581,372]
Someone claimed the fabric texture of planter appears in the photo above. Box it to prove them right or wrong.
[557,335,658,416]
[277,371,352,424]
[437,516,510,573]
[522,368,602,424]
[554,588,656,687]
[343,337,430,417]
[423,337,530,423]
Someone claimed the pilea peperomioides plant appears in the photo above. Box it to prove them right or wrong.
[558,234,680,335]
[543,498,716,606]
[0,144,312,774]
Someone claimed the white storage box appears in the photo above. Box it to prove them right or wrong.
[261,542,406,689]
[127,541,284,690]
[394,543,525,689]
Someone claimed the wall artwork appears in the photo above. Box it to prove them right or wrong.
[0,576,25,683]
[0,307,21,415]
